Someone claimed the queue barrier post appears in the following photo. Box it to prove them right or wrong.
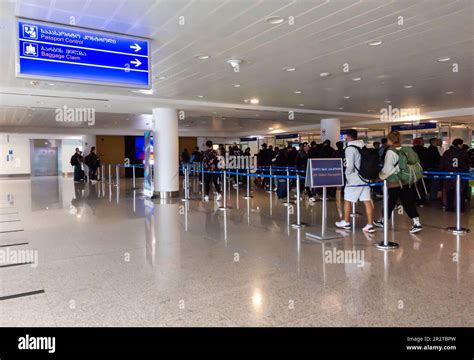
[446,174,470,235]
[201,163,205,200]
[267,166,273,193]
[132,165,137,190]
[375,180,399,250]
[181,165,189,202]
[115,165,120,188]
[243,167,253,199]
[108,164,112,184]
[283,168,294,206]
[219,169,231,211]
[350,201,361,217]
[291,174,307,228]
[101,164,105,183]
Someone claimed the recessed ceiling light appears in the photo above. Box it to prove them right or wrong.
[386,100,391,103]
[48,83,55,86]
[232,84,241,87]
[344,96,351,99]
[368,40,383,46]
[445,91,454,94]
[268,127,274,130]
[429,120,438,123]
[283,67,296,72]
[437,57,451,62]
[293,90,302,94]
[319,72,331,77]
[197,95,204,98]
[299,104,305,106]
[158,76,166,80]
[376,74,386,78]
[266,16,285,24]
[352,77,361,81]
[195,54,210,60]
[250,98,259,104]
[338,107,344,110]
[404,85,413,89]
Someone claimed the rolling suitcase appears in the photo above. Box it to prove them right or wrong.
[276,178,287,199]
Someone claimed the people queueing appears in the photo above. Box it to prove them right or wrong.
[425,138,442,200]
[335,129,375,233]
[202,140,222,202]
[84,146,100,182]
[70,148,84,183]
[373,131,423,234]
[440,138,469,212]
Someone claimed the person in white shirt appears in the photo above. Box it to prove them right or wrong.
[335,129,375,233]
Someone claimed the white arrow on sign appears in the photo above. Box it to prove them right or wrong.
[130,58,142,67]
[130,43,141,52]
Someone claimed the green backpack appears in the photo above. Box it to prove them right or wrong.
[392,147,423,185]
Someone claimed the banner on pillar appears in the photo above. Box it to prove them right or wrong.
[143,130,153,198]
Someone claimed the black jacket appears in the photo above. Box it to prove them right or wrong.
[425,145,441,169]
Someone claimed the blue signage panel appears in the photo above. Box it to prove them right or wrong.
[240,137,257,142]
[275,133,299,140]
[306,158,344,188]
[391,123,437,132]
[17,19,150,88]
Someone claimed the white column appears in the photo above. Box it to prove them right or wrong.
[81,135,96,154]
[153,108,179,197]
[320,118,340,146]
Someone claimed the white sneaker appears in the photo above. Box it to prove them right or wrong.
[216,193,222,201]
[309,197,316,203]
[362,224,375,233]
[204,195,209,202]
[335,220,351,230]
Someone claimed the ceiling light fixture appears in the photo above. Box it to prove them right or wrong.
[437,57,451,62]
[283,67,296,72]
[368,40,383,46]
[195,54,210,60]
[197,95,204,98]
[445,91,454,94]
[293,90,302,94]
[268,127,274,130]
[250,98,259,104]
[158,76,166,80]
[386,100,391,103]
[344,96,350,99]
[266,16,285,24]
[319,72,331,77]
[404,85,413,89]
[232,84,241,87]
[299,104,304,106]
[338,107,344,110]
[352,77,361,81]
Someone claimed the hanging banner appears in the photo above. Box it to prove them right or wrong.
[143,131,153,198]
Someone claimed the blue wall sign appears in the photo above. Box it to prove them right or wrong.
[275,133,299,140]
[391,123,437,132]
[240,137,257,142]
[17,19,150,88]
[306,158,344,188]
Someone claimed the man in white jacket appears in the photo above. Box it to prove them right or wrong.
[335,129,375,233]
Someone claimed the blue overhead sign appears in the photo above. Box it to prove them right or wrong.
[391,122,437,132]
[16,19,150,88]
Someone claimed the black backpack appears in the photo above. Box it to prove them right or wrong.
[70,154,79,166]
[347,145,380,182]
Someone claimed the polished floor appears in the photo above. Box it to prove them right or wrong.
[0,175,473,327]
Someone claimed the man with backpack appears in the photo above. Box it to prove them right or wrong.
[373,131,423,234]
[70,148,84,183]
[84,147,100,182]
[335,129,376,233]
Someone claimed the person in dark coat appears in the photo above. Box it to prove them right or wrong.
[440,139,469,211]
[426,138,442,200]
[319,140,335,158]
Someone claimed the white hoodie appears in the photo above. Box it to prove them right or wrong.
[344,139,365,185]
